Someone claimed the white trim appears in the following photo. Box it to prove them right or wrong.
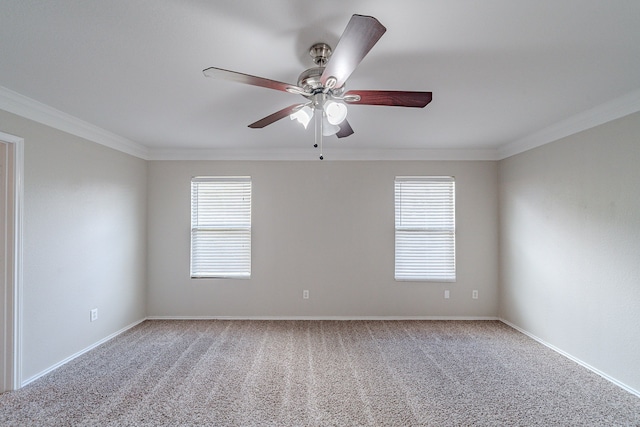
[21,318,146,387]
[499,319,640,399]
[146,315,499,321]
[148,147,500,161]
[0,131,24,391]
[0,86,149,160]
[0,132,23,145]
[11,137,23,391]
[498,89,640,159]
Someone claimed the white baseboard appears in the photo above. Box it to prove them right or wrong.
[499,318,640,399]
[21,318,146,388]
[146,315,500,321]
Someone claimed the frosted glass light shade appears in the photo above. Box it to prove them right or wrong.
[322,115,340,136]
[290,105,313,129]
[324,100,348,125]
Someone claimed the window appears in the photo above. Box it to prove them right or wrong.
[190,176,251,278]
[395,176,455,281]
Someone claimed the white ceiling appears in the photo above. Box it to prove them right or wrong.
[1,0,640,160]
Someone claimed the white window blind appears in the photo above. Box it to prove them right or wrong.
[395,176,455,281]
[191,176,251,278]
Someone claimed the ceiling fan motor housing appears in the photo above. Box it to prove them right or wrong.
[297,67,345,97]
[297,67,325,92]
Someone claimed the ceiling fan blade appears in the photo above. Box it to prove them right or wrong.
[344,90,433,108]
[248,104,303,128]
[321,15,386,88]
[203,67,304,94]
[336,120,354,138]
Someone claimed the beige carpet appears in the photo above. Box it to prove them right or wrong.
[1,320,639,426]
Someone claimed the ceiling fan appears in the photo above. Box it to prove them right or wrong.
[203,14,432,159]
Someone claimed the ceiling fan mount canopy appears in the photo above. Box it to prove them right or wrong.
[309,42,332,66]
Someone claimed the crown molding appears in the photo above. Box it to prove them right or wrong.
[148,147,500,161]
[0,86,150,160]
[497,89,640,160]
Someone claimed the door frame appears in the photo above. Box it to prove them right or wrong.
[0,131,24,391]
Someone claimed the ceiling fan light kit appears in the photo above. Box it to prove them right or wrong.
[203,14,433,159]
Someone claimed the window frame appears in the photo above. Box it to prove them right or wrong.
[190,176,252,279]
[394,176,456,282]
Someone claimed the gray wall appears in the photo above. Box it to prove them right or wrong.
[498,111,640,392]
[147,160,498,318]
[0,110,148,381]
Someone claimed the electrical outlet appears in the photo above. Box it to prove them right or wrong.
[472,290,479,300]
[303,290,309,299]
[90,308,98,322]
[444,290,450,299]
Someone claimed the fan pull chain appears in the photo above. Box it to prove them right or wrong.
[313,108,324,160]
[313,108,318,150]
[319,111,324,160]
